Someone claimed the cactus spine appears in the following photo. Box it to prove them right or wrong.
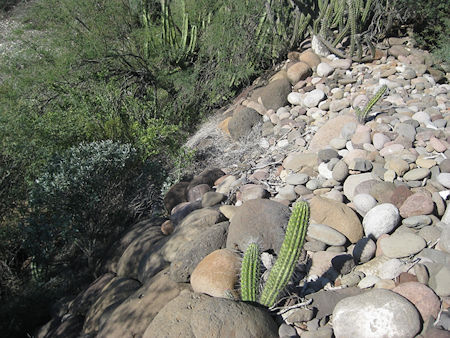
[259,201,310,308]
[240,242,260,302]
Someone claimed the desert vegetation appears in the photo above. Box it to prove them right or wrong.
[0,0,448,336]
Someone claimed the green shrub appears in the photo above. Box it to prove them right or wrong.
[26,140,140,275]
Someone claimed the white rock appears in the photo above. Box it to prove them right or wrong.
[318,162,333,180]
[303,89,326,108]
[332,289,421,338]
[353,193,377,217]
[363,203,400,239]
[437,173,450,189]
[287,92,303,105]
[317,62,335,77]
[358,275,380,289]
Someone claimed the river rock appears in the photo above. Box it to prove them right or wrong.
[379,232,426,258]
[310,196,363,243]
[307,223,347,246]
[143,291,278,338]
[392,282,440,321]
[363,203,400,239]
[190,249,241,298]
[332,289,421,338]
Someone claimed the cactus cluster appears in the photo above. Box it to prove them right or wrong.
[354,84,387,123]
[240,201,310,308]
[312,0,375,61]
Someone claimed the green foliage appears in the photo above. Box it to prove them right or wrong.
[240,242,260,302]
[354,84,387,124]
[239,202,310,308]
[395,0,450,63]
[26,140,140,275]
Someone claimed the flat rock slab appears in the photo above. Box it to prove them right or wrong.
[379,232,426,258]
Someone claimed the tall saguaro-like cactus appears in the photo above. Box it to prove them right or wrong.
[240,201,310,308]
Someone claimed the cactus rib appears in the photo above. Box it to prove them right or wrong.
[240,242,260,302]
[259,201,309,308]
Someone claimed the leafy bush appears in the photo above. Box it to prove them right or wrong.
[26,140,140,275]
[394,0,450,62]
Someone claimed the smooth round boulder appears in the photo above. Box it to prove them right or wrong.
[190,249,240,299]
[307,223,347,246]
[379,232,426,258]
[226,199,291,253]
[332,289,421,338]
[363,203,400,239]
[143,291,278,338]
[392,282,440,321]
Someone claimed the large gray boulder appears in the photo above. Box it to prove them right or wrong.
[170,221,229,282]
[226,199,290,253]
[250,78,291,110]
[143,291,278,338]
[228,106,260,140]
[97,269,189,338]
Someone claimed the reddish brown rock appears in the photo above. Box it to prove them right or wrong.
[393,282,440,321]
[310,196,363,243]
[390,185,413,209]
[399,192,434,218]
[190,249,241,298]
[161,220,174,235]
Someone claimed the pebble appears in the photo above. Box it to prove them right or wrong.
[317,62,335,77]
[403,167,430,181]
[437,173,450,188]
[304,89,326,108]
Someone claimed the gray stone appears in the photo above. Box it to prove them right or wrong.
[362,203,400,239]
[169,222,228,282]
[228,107,261,140]
[353,237,376,264]
[226,199,290,253]
[394,123,416,141]
[331,254,355,275]
[429,266,450,297]
[201,192,224,207]
[286,308,315,324]
[143,291,278,338]
[278,323,297,338]
[353,194,377,217]
[332,160,349,182]
[307,223,347,246]
[379,232,426,258]
[286,173,309,185]
[252,78,291,110]
[318,148,339,162]
[437,173,450,188]
[332,289,421,338]
[402,215,432,228]
[301,327,333,338]
[403,168,430,181]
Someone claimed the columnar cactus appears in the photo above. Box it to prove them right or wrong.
[259,201,310,308]
[240,242,260,302]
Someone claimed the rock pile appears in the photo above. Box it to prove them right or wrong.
[37,39,449,338]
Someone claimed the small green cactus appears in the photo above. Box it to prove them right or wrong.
[240,242,260,302]
[355,84,387,123]
[259,201,310,308]
[240,201,310,308]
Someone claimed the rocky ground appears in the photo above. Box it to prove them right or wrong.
[36,37,450,337]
